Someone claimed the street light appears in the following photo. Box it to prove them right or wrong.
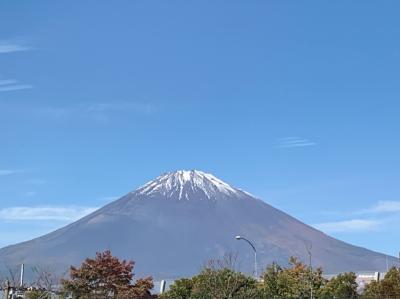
[235,235,258,279]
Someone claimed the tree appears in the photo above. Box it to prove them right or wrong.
[160,278,194,299]
[319,272,358,299]
[160,254,259,299]
[25,289,52,299]
[3,264,21,288]
[61,250,153,299]
[161,268,259,299]
[259,257,326,299]
[24,266,65,299]
[362,267,400,299]
[32,265,64,292]
[191,267,259,299]
[258,263,288,299]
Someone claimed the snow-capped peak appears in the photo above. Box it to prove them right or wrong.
[135,170,241,200]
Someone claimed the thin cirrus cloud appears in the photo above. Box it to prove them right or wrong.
[24,191,36,197]
[357,200,400,214]
[0,169,23,176]
[0,42,31,54]
[322,200,400,217]
[35,101,157,121]
[87,102,156,115]
[315,200,400,234]
[314,219,381,233]
[277,137,316,148]
[98,196,119,203]
[0,79,33,92]
[26,179,47,185]
[0,41,33,92]
[0,206,98,222]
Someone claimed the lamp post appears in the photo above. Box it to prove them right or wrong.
[235,235,258,279]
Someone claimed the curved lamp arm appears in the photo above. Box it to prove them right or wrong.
[235,235,258,279]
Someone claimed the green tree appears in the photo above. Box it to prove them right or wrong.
[161,268,259,299]
[258,263,283,298]
[362,267,400,299]
[319,272,358,299]
[160,278,194,299]
[25,290,52,299]
[191,267,259,299]
[259,257,326,299]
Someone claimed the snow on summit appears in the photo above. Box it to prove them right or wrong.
[136,170,240,200]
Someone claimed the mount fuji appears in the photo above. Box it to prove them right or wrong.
[0,170,395,279]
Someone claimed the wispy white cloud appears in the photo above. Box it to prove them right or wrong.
[35,107,69,119]
[26,179,47,185]
[314,219,381,233]
[0,84,33,92]
[0,169,23,176]
[86,102,156,122]
[0,78,33,93]
[24,191,36,197]
[35,101,157,121]
[0,42,31,54]
[321,200,400,217]
[277,137,316,148]
[0,206,98,221]
[316,200,400,234]
[0,79,18,86]
[98,196,119,203]
[87,102,155,115]
[358,201,400,214]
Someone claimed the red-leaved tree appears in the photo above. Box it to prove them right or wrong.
[61,250,153,299]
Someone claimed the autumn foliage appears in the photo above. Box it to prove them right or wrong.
[362,267,400,299]
[61,250,153,299]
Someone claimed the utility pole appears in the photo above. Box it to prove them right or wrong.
[386,255,389,272]
[4,280,10,299]
[305,243,313,299]
[19,264,24,288]
[159,280,166,294]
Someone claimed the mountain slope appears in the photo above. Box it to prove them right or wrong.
[0,170,395,279]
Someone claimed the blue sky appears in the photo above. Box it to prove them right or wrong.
[1,1,400,257]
